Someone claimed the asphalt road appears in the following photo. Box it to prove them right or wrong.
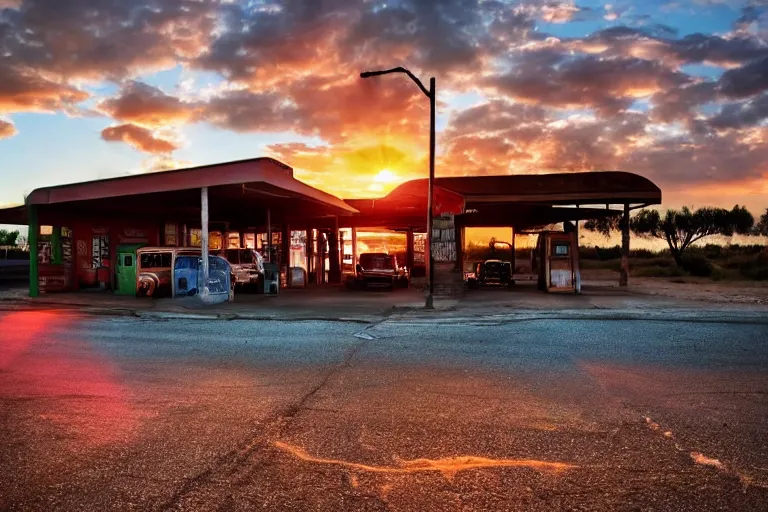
[1,310,767,511]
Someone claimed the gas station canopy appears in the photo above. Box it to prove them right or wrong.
[344,171,662,229]
[0,157,357,226]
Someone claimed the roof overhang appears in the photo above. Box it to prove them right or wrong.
[343,171,661,230]
[0,158,357,226]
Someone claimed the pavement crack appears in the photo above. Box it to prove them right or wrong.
[278,340,365,422]
[156,339,367,511]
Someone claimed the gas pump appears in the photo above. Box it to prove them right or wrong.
[534,231,580,294]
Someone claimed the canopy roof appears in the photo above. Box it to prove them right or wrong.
[0,158,357,226]
[344,171,661,230]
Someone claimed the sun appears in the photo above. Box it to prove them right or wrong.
[374,168,398,183]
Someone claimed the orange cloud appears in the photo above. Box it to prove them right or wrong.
[101,124,178,154]
[97,82,197,127]
[0,65,88,114]
[0,119,17,139]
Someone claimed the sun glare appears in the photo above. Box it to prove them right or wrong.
[374,169,398,183]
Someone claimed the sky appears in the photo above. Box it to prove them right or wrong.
[1,0,768,218]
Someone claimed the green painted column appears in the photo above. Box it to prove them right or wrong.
[28,204,39,297]
[51,226,62,264]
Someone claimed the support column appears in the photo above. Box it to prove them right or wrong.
[201,187,209,294]
[328,218,341,284]
[281,223,290,268]
[306,224,313,283]
[406,229,414,271]
[266,208,272,263]
[28,204,39,297]
[351,227,358,269]
[574,208,581,294]
[454,224,463,272]
[620,203,630,287]
[510,227,516,279]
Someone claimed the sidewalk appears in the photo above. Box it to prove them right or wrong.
[2,279,767,324]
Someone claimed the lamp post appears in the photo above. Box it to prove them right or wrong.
[360,67,436,309]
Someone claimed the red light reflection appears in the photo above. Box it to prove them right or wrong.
[0,310,138,446]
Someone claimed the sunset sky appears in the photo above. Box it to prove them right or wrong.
[1,0,768,215]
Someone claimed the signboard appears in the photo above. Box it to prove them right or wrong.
[164,223,178,246]
[431,214,457,262]
[413,233,426,264]
[91,235,109,268]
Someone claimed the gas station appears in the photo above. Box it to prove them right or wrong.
[0,157,661,300]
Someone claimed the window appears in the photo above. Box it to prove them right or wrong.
[123,255,133,267]
[140,252,172,268]
[553,244,569,256]
[210,256,230,271]
[360,254,393,270]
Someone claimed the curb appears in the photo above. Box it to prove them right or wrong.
[391,308,768,325]
[2,299,766,325]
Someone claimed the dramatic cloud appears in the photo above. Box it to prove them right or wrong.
[488,51,687,112]
[709,93,768,129]
[718,56,768,98]
[101,124,178,154]
[577,27,768,67]
[0,0,217,80]
[0,64,88,114]
[650,82,718,124]
[98,82,198,127]
[622,128,768,185]
[202,89,299,133]
[0,118,16,138]
[1,0,768,208]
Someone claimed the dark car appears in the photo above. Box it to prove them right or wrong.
[351,253,410,290]
[465,259,513,288]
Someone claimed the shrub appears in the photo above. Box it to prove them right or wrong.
[631,249,656,259]
[680,253,715,277]
[739,251,768,280]
[596,246,622,260]
[634,266,687,278]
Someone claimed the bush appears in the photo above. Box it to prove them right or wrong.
[631,249,656,259]
[596,246,622,260]
[634,265,686,278]
[640,257,675,268]
[680,253,715,277]
[739,251,768,280]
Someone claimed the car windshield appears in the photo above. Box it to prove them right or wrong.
[360,254,393,270]
[238,249,256,264]
[225,249,257,264]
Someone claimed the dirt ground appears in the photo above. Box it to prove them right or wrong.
[581,269,768,305]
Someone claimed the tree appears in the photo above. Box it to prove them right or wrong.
[583,215,623,238]
[756,208,768,236]
[631,205,754,266]
[0,229,19,246]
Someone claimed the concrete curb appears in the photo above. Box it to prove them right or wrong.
[391,308,768,325]
[2,298,766,325]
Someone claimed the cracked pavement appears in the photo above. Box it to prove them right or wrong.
[1,310,767,510]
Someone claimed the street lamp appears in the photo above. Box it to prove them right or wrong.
[360,67,436,309]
